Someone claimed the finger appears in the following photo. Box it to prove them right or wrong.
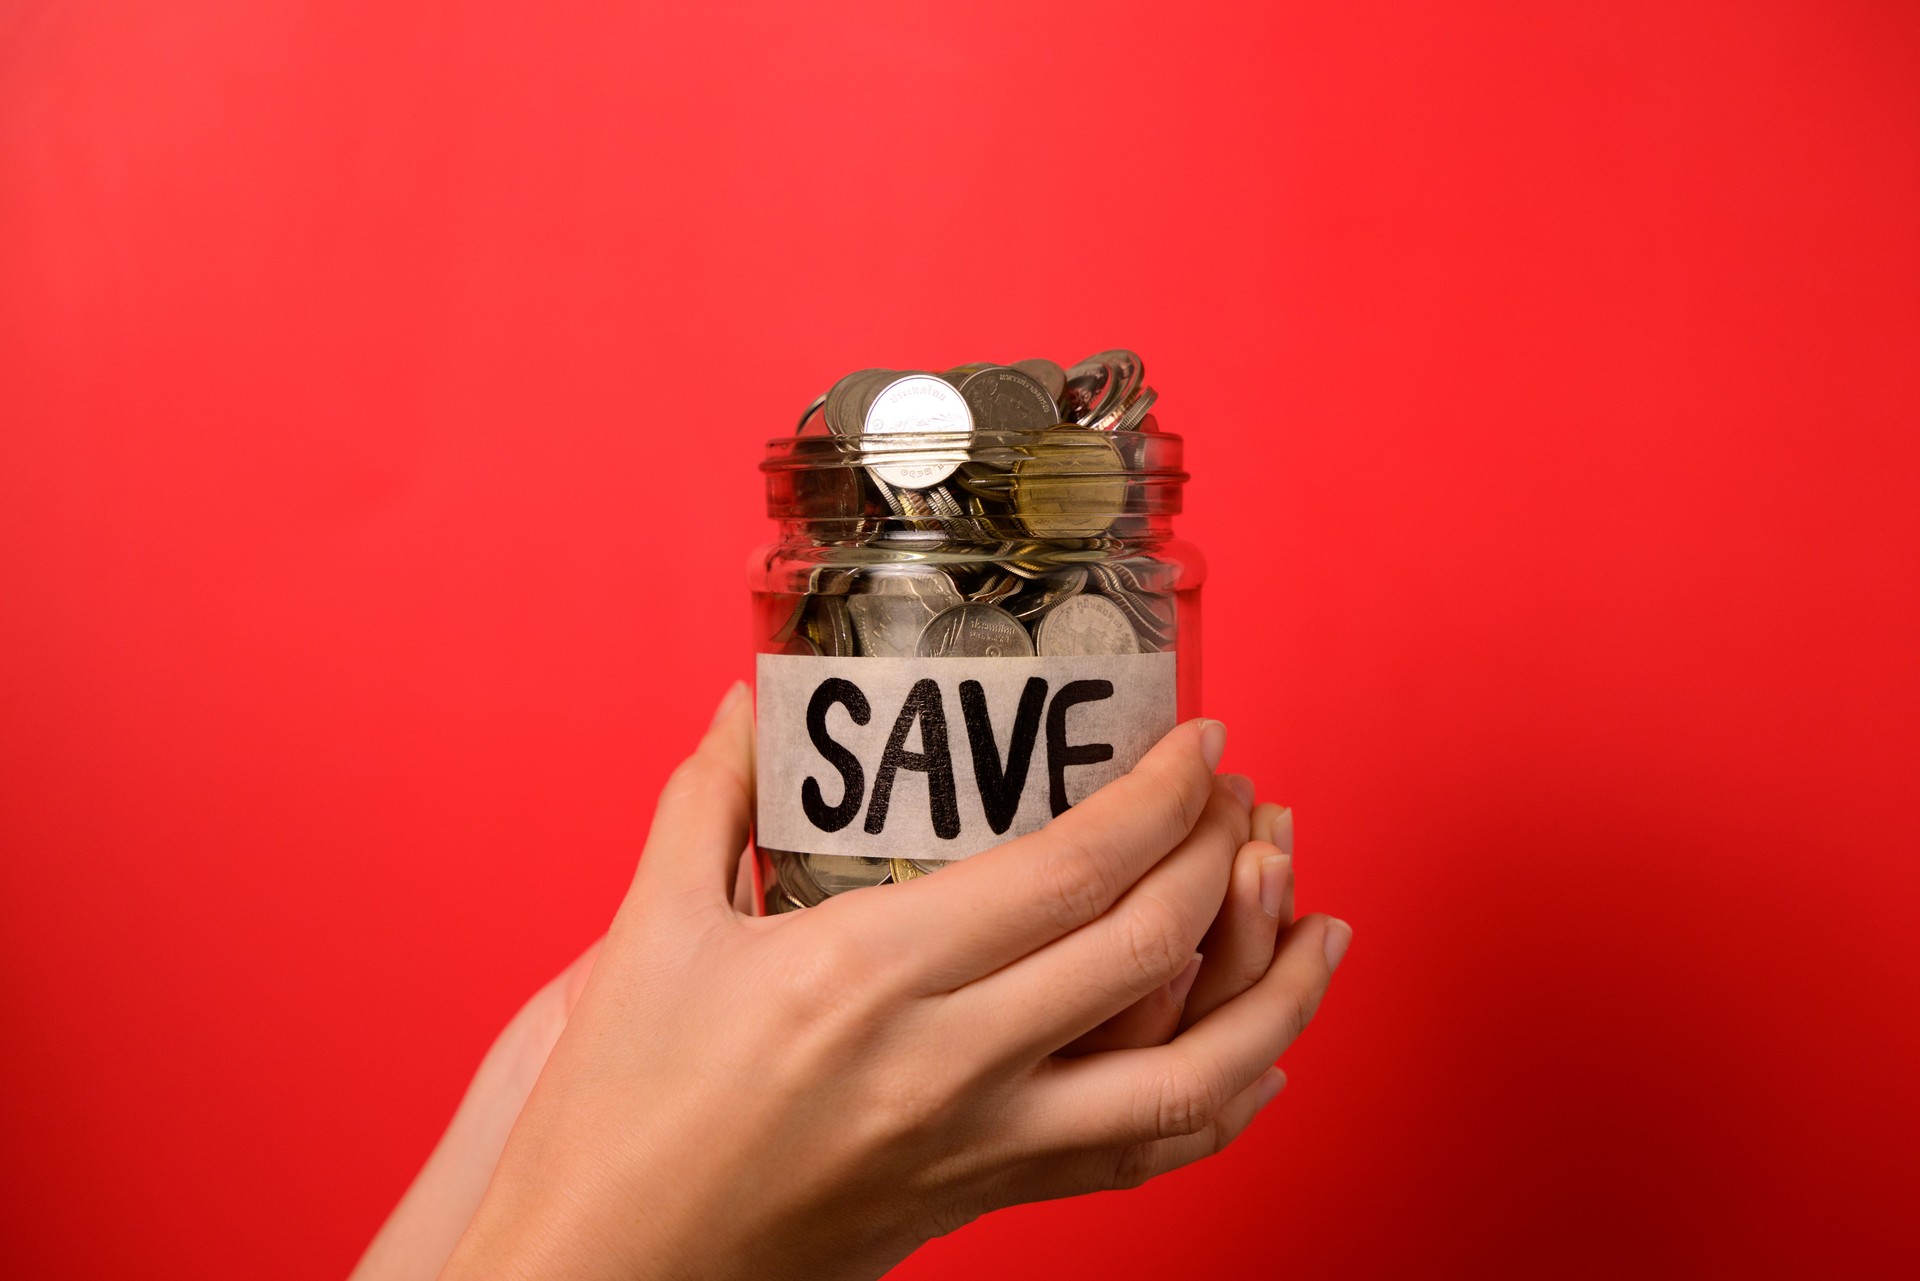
[1249,803,1294,922]
[626,680,755,911]
[1056,952,1200,1056]
[1179,840,1289,1030]
[999,1067,1287,1207]
[840,717,1228,990]
[947,776,1250,1060]
[559,938,605,1016]
[1009,914,1350,1150]
[1249,802,1287,849]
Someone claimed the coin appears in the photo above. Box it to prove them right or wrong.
[1089,561,1177,648]
[940,361,995,387]
[846,568,964,658]
[967,570,1023,606]
[959,366,1060,432]
[1061,357,1109,422]
[1010,357,1066,406]
[1112,386,1158,433]
[1063,350,1143,429]
[825,368,891,435]
[805,853,894,894]
[1035,593,1139,656]
[916,603,1036,658]
[1012,428,1126,539]
[889,857,940,882]
[862,374,973,489]
[804,595,857,657]
[1005,565,1087,620]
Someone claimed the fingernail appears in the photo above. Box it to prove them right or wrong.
[1253,1067,1287,1111]
[1198,719,1227,771]
[1258,855,1289,919]
[1222,773,1255,808]
[709,680,748,729]
[1167,953,1203,1009]
[1272,806,1294,858]
[1324,918,1353,972]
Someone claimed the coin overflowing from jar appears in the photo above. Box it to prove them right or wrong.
[753,350,1196,912]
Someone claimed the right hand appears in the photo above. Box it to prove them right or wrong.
[440,685,1351,1281]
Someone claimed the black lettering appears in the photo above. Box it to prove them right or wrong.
[801,678,869,832]
[1046,679,1115,816]
[864,678,960,839]
[959,677,1048,834]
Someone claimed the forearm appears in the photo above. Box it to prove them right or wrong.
[351,986,571,1281]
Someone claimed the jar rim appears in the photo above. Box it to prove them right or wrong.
[761,428,1187,483]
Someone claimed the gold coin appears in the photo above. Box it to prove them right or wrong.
[889,858,940,882]
[1012,429,1126,539]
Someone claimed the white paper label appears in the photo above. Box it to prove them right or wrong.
[755,652,1178,860]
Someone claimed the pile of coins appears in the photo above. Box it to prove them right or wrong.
[760,350,1182,914]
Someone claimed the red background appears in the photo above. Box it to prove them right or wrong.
[3,2,1916,1277]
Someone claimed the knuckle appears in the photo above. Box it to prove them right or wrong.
[1144,762,1207,851]
[1147,1053,1216,1140]
[866,1072,950,1142]
[1117,895,1189,991]
[1031,838,1119,934]
[1194,801,1243,861]
[1232,947,1274,991]
[661,755,719,806]
[771,929,871,1005]
[1107,1143,1160,1191]
[663,752,748,812]
[1277,981,1321,1044]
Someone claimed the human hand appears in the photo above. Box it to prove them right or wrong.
[431,682,1348,1281]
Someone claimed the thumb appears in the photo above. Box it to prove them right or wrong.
[627,680,755,910]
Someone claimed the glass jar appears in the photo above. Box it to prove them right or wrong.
[748,418,1201,914]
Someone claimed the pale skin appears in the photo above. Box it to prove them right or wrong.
[352,682,1349,1281]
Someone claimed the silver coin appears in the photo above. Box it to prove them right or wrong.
[846,568,964,657]
[1111,385,1158,433]
[1005,566,1087,620]
[940,361,995,387]
[1063,350,1143,429]
[1061,357,1109,422]
[862,374,973,489]
[805,595,857,657]
[916,603,1036,659]
[1010,357,1066,407]
[959,366,1060,433]
[826,368,892,436]
[1089,562,1177,648]
[804,853,894,895]
[1035,593,1139,656]
[967,570,1023,606]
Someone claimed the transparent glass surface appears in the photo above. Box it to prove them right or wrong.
[748,424,1203,914]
